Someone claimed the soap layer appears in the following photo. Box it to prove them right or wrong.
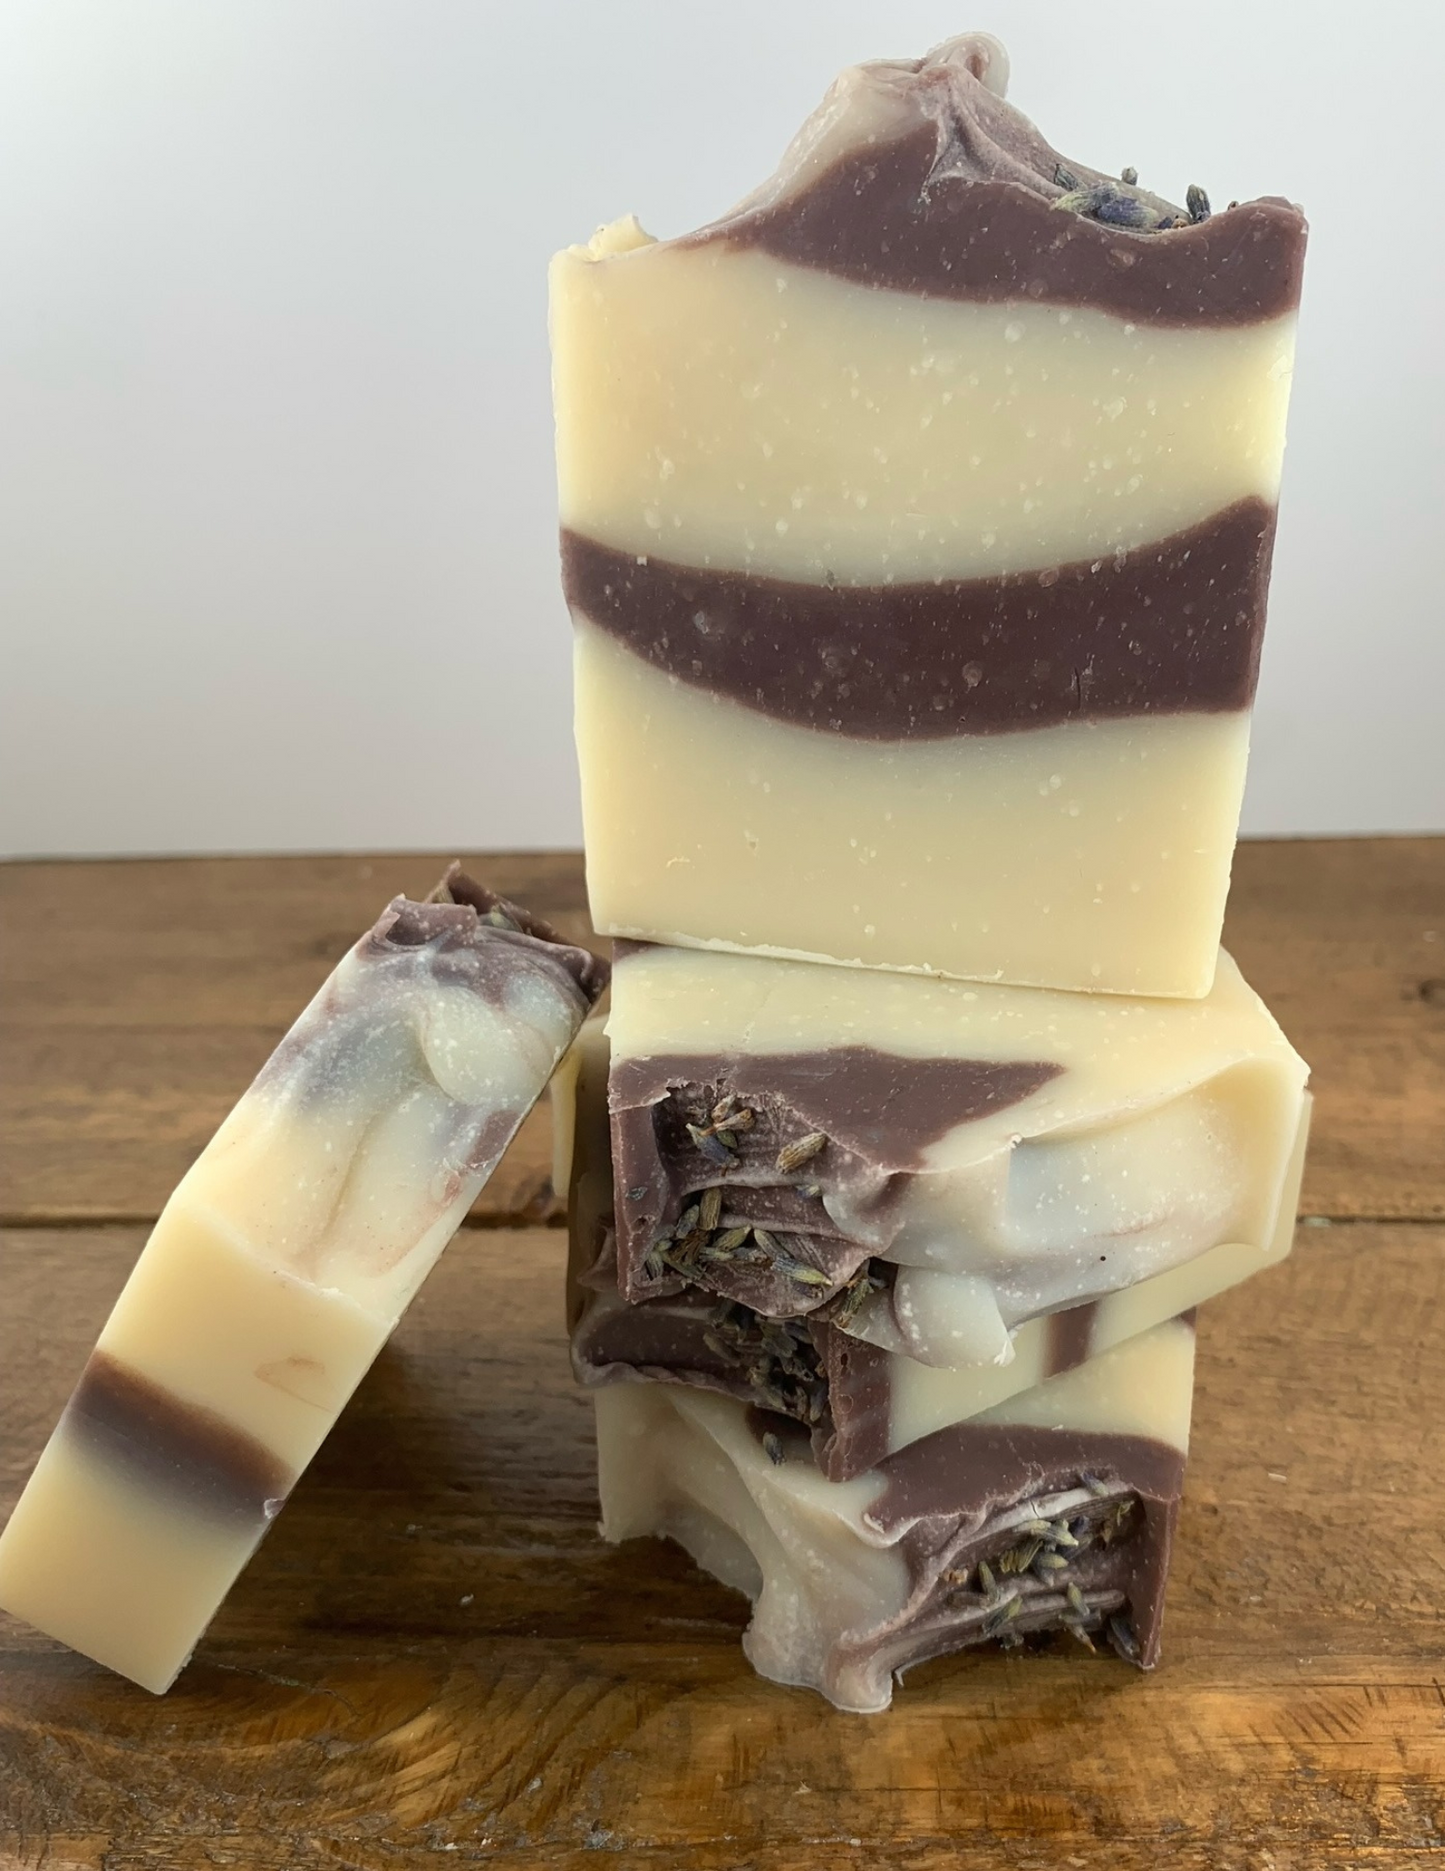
[573,1097,1306,1479]
[597,1318,1194,1713]
[554,256,1296,589]
[605,941,1309,1352]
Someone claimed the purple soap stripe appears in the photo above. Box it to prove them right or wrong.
[1045,1301,1100,1378]
[563,498,1277,743]
[610,1047,1061,1167]
[62,1351,295,1529]
[704,121,1306,327]
[870,1423,1185,1530]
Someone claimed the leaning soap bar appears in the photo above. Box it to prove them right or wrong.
[552,32,1306,996]
[605,940,1309,1357]
[597,1317,1196,1713]
[0,869,607,1693]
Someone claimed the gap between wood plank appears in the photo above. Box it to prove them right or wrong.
[4,1207,1432,1231]
[0,1209,568,1231]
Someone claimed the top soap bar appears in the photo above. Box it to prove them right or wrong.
[552,33,1307,996]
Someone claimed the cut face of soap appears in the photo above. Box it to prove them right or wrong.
[552,31,1307,995]
[596,1317,1196,1714]
[561,990,1308,1480]
[604,940,1309,1355]
[574,1104,1307,1481]
[0,868,607,1694]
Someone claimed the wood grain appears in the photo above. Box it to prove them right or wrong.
[2,841,1442,1231]
[2,1217,1443,1868]
[0,853,594,1229]
[1222,837,1445,1220]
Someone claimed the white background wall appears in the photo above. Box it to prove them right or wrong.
[2,0,1441,857]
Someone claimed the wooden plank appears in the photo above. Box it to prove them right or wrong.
[1,840,1442,1227]
[1223,837,1445,1221]
[9,1846,1443,1871]
[0,853,591,1228]
[1,1218,1442,1866]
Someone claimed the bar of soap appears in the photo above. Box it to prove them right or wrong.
[596,1317,1196,1713]
[552,32,1306,996]
[561,997,1307,1478]
[0,869,607,1693]
[604,941,1309,1353]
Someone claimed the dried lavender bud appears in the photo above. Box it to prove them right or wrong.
[1089,187,1157,229]
[780,1260,831,1288]
[1053,179,1201,234]
[776,1131,828,1174]
[687,1124,736,1167]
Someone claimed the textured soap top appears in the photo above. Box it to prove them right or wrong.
[191,863,611,1304]
[250,866,605,1123]
[687,31,1306,326]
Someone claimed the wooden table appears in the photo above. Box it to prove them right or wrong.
[1,841,1442,1870]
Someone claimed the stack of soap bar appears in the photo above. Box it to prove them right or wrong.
[0,869,607,1693]
[552,32,1306,997]
[569,1030,1208,1709]
[552,30,1310,1707]
[562,956,1307,1702]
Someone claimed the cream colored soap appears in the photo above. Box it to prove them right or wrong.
[554,236,1295,588]
[552,33,1306,995]
[0,875,606,1693]
[574,631,1255,997]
